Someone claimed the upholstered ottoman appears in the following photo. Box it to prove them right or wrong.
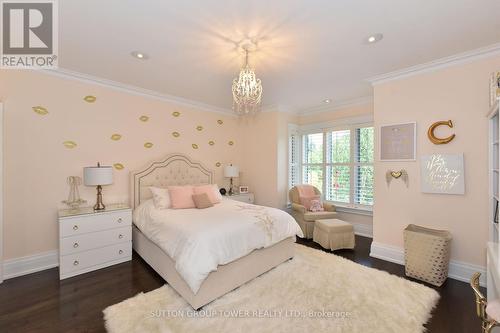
[313,219,355,251]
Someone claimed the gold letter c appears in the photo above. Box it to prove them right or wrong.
[427,120,455,145]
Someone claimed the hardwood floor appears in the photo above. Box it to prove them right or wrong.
[0,236,483,333]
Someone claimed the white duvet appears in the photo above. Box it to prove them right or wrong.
[133,198,303,294]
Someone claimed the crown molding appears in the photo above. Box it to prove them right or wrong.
[39,67,236,116]
[367,42,500,85]
[296,96,373,116]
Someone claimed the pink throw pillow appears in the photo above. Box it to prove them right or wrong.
[193,184,221,204]
[299,195,322,211]
[168,186,195,209]
[309,199,324,212]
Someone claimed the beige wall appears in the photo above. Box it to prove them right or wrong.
[0,70,243,260]
[373,55,500,267]
[239,110,298,209]
[0,69,375,262]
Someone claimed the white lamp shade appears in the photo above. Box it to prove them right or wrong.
[84,166,113,186]
[224,165,239,178]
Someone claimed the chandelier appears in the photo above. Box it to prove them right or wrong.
[232,47,263,115]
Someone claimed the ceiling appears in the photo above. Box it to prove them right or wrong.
[59,0,500,112]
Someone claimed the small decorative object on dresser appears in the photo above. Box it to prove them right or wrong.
[238,186,249,194]
[62,176,87,209]
[219,188,227,196]
[83,162,113,210]
[58,204,132,279]
[227,192,254,204]
[224,164,239,195]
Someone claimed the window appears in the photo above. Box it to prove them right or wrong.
[293,123,374,208]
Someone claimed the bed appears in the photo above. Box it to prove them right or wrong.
[130,153,302,309]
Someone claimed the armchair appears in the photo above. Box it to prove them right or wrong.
[289,185,338,239]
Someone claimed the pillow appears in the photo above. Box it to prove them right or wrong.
[193,184,222,204]
[192,193,214,209]
[149,187,171,209]
[299,194,322,211]
[309,199,324,212]
[168,186,195,209]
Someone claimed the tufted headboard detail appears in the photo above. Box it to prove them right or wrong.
[130,153,213,209]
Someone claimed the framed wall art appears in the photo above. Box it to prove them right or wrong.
[420,153,465,195]
[379,122,416,161]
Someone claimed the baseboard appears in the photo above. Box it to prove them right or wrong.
[352,223,373,238]
[370,241,486,287]
[3,250,59,280]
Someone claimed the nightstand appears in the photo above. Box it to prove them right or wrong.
[58,204,132,280]
[226,193,255,204]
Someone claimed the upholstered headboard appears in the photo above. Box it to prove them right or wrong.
[130,153,213,209]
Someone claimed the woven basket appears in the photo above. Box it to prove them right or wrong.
[403,224,452,286]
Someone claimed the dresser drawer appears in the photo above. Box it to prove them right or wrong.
[60,242,131,275]
[60,226,131,255]
[60,210,131,237]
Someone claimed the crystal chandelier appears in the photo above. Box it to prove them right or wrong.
[232,47,263,115]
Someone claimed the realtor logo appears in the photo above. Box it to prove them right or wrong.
[1,0,58,69]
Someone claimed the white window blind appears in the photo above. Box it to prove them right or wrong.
[354,127,374,205]
[288,125,300,189]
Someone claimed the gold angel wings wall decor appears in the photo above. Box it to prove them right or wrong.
[386,169,409,188]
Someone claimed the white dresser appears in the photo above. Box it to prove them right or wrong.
[226,193,255,204]
[58,204,132,280]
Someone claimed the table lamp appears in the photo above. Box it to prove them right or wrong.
[224,164,239,195]
[84,162,113,210]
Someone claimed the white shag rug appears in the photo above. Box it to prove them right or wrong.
[104,244,439,333]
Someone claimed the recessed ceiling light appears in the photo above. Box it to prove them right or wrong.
[131,51,148,60]
[365,33,383,44]
[324,99,331,104]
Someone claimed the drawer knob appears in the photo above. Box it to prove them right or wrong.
[73,260,79,266]
[73,243,79,248]
[117,218,123,223]
[73,225,78,231]
[118,234,123,239]
[119,250,123,255]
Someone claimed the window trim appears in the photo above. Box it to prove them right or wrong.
[296,118,374,211]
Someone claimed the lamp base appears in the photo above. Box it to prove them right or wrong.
[93,185,106,211]
[228,177,235,196]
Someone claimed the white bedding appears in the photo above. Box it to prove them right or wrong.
[133,197,303,294]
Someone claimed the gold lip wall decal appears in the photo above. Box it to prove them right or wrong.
[196,125,203,131]
[228,141,234,146]
[63,141,77,149]
[111,134,122,141]
[113,163,124,170]
[217,119,223,125]
[83,95,96,103]
[32,106,48,115]
[215,162,221,167]
[192,144,199,149]
[172,131,180,138]
[139,115,149,122]
[208,140,215,146]
[172,111,181,117]
[144,142,153,148]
